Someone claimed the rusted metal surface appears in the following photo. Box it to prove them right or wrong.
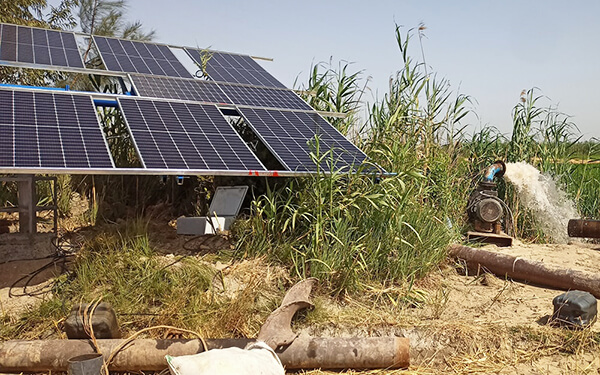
[258,277,317,349]
[568,219,600,238]
[279,336,409,369]
[0,337,409,371]
[0,339,250,372]
[466,231,513,247]
[258,300,314,348]
[449,244,600,298]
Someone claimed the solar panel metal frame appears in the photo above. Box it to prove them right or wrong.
[0,87,115,171]
[185,48,286,88]
[237,107,369,173]
[93,35,192,78]
[128,73,232,105]
[117,96,267,172]
[0,22,85,69]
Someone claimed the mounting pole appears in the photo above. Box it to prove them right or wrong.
[17,175,37,233]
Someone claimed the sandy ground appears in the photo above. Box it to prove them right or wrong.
[1,228,599,374]
[431,240,600,328]
[405,241,600,374]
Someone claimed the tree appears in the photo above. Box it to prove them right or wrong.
[0,0,78,29]
[77,0,154,40]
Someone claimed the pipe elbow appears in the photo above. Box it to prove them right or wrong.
[483,160,506,182]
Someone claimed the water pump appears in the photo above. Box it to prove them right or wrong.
[467,161,513,246]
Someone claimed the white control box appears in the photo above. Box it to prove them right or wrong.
[177,186,248,235]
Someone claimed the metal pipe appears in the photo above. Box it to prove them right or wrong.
[568,219,600,238]
[0,167,392,178]
[1,84,122,107]
[0,83,69,91]
[0,59,130,78]
[0,337,409,372]
[92,98,119,107]
[482,160,506,182]
[449,244,600,298]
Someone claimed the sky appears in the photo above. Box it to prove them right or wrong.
[120,1,599,138]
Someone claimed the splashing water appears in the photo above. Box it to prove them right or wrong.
[504,162,578,243]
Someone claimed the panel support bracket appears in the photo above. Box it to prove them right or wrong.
[0,175,58,234]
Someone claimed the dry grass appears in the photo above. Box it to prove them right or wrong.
[2,222,599,374]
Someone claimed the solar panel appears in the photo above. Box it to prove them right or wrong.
[130,74,231,104]
[185,49,285,88]
[118,97,266,171]
[218,83,312,111]
[0,88,114,169]
[238,108,368,172]
[0,23,84,68]
[94,36,191,78]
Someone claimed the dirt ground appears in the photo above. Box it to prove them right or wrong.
[1,224,599,374]
[404,241,600,374]
[430,240,600,328]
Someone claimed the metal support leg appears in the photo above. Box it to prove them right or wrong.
[17,174,36,233]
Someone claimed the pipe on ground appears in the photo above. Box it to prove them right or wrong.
[568,219,600,238]
[448,244,600,298]
[0,336,409,372]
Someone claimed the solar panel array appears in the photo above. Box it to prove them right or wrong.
[185,49,285,88]
[94,36,191,77]
[239,108,368,172]
[0,88,114,169]
[130,74,231,104]
[0,23,372,175]
[0,24,84,68]
[118,97,266,171]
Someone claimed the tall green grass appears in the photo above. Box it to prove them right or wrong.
[235,25,471,294]
[235,24,600,293]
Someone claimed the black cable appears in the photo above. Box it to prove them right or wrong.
[8,231,78,298]
[8,254,72,298]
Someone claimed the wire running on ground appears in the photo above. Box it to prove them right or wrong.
[8,231,79,298]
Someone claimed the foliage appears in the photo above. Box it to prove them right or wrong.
[0,219,283,340]
[297,60,366,137]
[77,0,154,40]
[236,23,600,292]
[0,0,77,28]
[235,25,472,294]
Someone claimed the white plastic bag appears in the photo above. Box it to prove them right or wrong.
[166,341,285,375]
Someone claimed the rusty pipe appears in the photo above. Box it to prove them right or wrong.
[449,244,600,298]
[482,160,506,182]
[568,219,600,238]
[0,336,409,372]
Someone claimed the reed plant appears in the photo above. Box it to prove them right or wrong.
[236,25,470,294]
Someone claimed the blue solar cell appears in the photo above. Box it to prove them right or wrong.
[0,42,16,61]
[31,28,46,44]
[0,24,84,68]
[185,48,286,88]
[94,36,191,78]
[49,47,67,66]
[130,74,231,105]
[118,97,265,171]
[238,108,369,172]
[33,44,51,65]
[0,88,114,169]
[1,24,16,43]
[218,83,312,110]
[0,124,14,166]
[17,27,32,44]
